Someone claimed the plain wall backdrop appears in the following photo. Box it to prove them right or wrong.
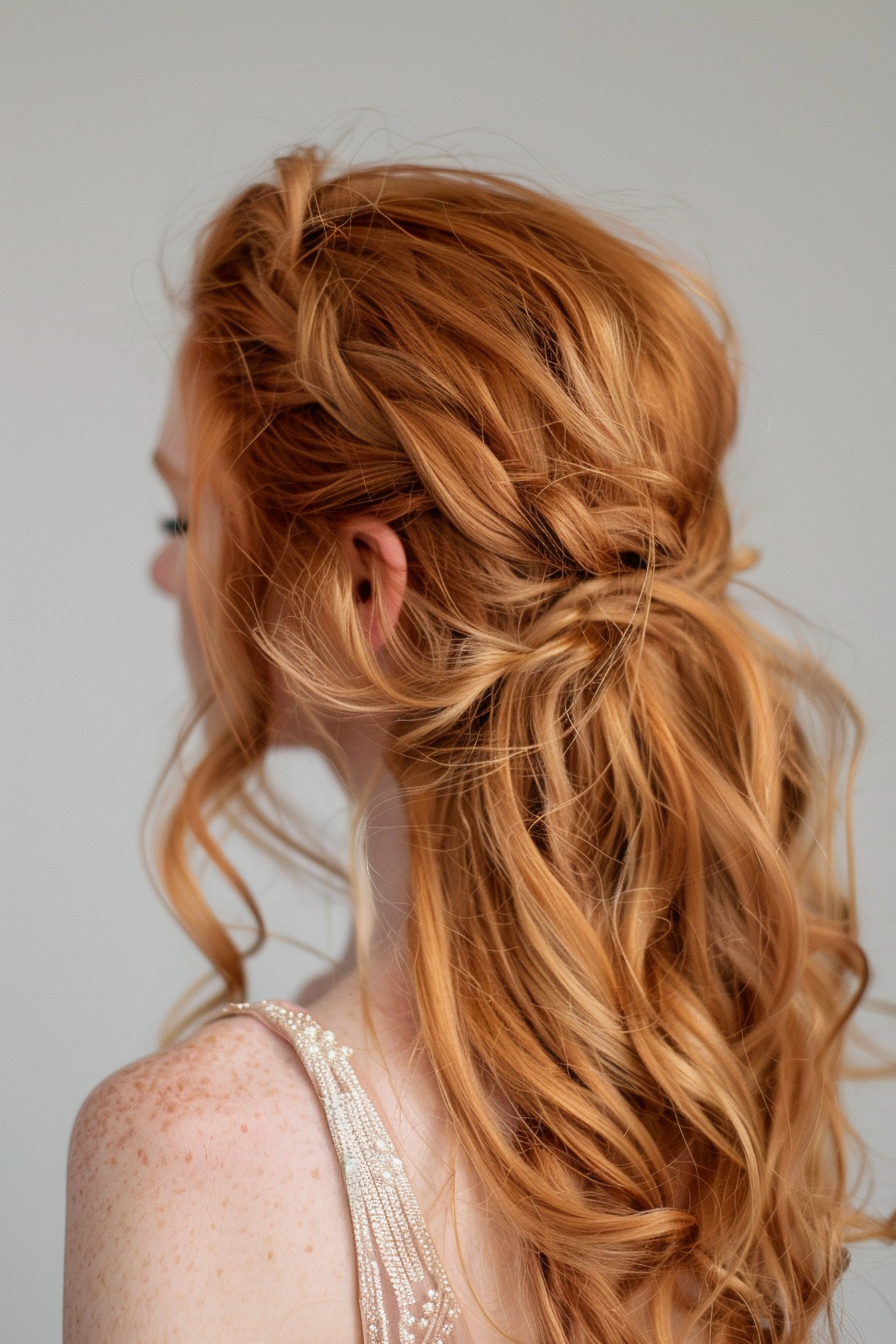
[1,1,893,1338]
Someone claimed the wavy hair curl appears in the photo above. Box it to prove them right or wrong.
[157,147,892,1342]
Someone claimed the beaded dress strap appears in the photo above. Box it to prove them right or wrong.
[218,1000,460,1344]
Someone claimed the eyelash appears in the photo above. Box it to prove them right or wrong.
[160,516,188,537]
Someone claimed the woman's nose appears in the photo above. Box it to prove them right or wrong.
[151,539,180,596]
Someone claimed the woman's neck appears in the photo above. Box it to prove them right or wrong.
[300,719,418,1051]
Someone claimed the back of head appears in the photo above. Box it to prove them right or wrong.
[161,146,889,1343]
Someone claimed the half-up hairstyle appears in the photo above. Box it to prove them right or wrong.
[158,146,892,1342]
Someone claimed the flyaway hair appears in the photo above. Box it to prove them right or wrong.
[156,147,893,1343]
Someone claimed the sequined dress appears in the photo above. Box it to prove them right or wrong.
[219,1000,461,1344]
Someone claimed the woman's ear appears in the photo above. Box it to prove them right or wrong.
[336,516,408,652]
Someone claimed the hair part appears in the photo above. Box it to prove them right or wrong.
[155,146,893,1343]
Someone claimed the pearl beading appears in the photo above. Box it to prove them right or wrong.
[219,1000,460,1344]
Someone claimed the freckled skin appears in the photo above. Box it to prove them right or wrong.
[63,1016,363,1343]
[64,993,539,1344]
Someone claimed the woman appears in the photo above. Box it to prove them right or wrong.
[63,147,892,1343]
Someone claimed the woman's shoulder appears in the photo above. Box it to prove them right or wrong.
[68,1008,325,1167]
[64,1009,361,1344]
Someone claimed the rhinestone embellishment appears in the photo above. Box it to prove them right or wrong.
[219,1001,460,1344]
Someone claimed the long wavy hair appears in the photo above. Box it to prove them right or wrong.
[156,147,892,1342]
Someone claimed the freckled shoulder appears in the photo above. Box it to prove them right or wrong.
[64,1015,362,1344]
[70,1013,324,1152]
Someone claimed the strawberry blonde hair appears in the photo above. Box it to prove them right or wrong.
[158,147,892,1342]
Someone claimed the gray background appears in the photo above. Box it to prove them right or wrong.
[1,1,893,1338]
